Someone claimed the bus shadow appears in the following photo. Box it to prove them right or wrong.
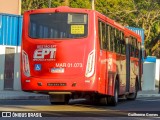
[68,98,129,109]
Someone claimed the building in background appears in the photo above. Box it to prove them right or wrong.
[0,0,22,91]
[0,14,22,91]
[0,0,21,15]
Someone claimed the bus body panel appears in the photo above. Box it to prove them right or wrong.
[95,11,142,97]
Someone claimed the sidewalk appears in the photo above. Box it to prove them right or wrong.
[0,90,49,100]
[0,89,160,100]
[137,88,160,98]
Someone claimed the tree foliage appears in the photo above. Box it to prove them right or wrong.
[21,0,160,57]
[21,0,48,13]
[70,0,91,9]
[95,0,160,56]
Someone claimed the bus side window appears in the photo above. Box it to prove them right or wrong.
[98,20,107,50]
[120,32,125,55]
[114,29,117,52]
[99,21,103,49]
[107,25,111,50]
[110,27,114,52]
[135,39,139,58]
[121,41,125,54]
[129,37,134,57]
[130,37,137,57]
[102,22,107,49]
[134,38,136,57]
[133,38,135,56]
[138,42,142,59]
[115,29,121,53]
[105,25,109,50]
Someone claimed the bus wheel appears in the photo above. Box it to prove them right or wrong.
[49,94,70,105]
[127,81,138,100]
[107,81,119,106]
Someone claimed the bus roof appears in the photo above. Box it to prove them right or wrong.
[25,6,92,14]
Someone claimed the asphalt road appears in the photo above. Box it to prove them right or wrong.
[0,98,160,119]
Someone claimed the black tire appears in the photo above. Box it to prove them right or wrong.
[107,80,119,106]
[127,81,138,100]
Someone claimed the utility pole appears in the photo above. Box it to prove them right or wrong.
[159,57,160,93]
[91,0,95,10]
[158,40,160,93]
[49,0,51,8]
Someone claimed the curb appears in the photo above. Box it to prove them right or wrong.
[0,95,49,100]
[137,94,160,98]
[0,91,49,100]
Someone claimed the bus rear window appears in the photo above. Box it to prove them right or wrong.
[29,13,88,39]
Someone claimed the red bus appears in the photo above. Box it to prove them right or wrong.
[21,6,142,106]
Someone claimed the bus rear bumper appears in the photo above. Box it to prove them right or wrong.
[21,77,97,92]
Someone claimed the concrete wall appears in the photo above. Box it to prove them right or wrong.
[155,59,160,86]
[0,45,21,90]
[14,46,21,90]
[0,46,5,90]
[142,62,156,90]
[0,0,21,15]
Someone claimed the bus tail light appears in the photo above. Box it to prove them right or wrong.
[85,50,95,77]
[22,50,30,77]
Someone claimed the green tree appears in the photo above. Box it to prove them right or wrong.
[132,0,160,55]
[21,0,49,14]
[95,0,135,25]
[70,0,91,9]
[95,0,160,56]
[21,0,69,14]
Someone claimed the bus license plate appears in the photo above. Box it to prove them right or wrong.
[51,68,64,73]
[47,83,66,86]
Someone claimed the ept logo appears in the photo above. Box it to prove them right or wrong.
[33,48,56,59]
